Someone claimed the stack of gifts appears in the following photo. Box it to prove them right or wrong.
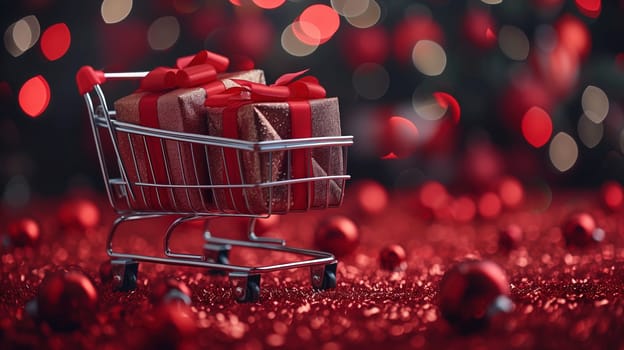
[112,50,344,214]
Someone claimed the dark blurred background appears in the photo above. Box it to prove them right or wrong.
[2,0,624,206]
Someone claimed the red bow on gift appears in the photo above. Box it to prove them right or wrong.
[204,69,326,107]
[140,50,231,91]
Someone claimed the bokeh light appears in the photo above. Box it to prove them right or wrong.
[581,85,609,124]
[478,192,502,219]
[101,0,133,24]
[521,107,553,148]
[482,0,503,4]
[412,40,447,76]
[352,63,389,100]
[498,177,524,208]
[601,181,623,210]
[498,25,529,61]
[281,23,318,57]
[433,92,460,123]
[383,116,419,158]
[555,14,591,60]
[345,0,381,29]
[40,23,71,61]
[147,16,180,50]
[451,196,476,222]
[18,75,50,118]
[4,15,40,57]
[419,181,448,210]
[549,132,578,172]
[575,0,601,19]
[412,95,447,121]
[331,0,370,17]
[577,114,603,148]
[253,0,286,10]
[295,4,340,45]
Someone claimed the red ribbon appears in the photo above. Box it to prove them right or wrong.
[205,70,327,212]
[135,51,233,209]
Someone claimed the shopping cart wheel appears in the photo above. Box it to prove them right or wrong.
[310,262,338,291]
[110,259,139,291]
[230,273,261,303]
[204,243,231,275]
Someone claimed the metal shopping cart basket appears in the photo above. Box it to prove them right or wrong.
[76,67,353,302]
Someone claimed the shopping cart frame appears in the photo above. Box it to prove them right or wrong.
[77,67,353,302]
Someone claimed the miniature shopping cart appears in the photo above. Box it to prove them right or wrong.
[77,67,353,302]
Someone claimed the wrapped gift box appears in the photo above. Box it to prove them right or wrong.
[205,74,344,214]
[113,51,265,211]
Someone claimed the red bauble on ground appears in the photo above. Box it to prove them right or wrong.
[36,270,98,332]
[498,224,523,252]
[314,216,359,257]
[57,198,101,231]
[438,260,512,333]
[562,212,604,247]
[379,244,407,271]
[150,278,192,305]
[138,303,197,350]
[4,217,40,248]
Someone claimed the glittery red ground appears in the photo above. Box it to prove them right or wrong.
[2,190,624,349]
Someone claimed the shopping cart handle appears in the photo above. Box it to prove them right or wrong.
[76,65,106,95]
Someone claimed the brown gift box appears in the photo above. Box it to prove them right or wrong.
[206,97,344,214]
[114,69,265,211]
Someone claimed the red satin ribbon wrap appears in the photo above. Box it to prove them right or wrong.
[135,51,232,208]
[205,70,327,212]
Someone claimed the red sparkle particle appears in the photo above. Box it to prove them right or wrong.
[18,75,50,118]
[40,23,71,61]
[294,5,339,45]
[253,0,285,9]
[521,106,552,148]
[575,0,601,18]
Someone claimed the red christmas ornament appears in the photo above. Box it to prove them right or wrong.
[57,198,101,231]
[562,212,605,247]
[150,278,192,305]
[439,260,512,333]
[353,180,388,216]
[314,216,359,257]
[141,303,197,350]
[4,217,40,248]
[379,244,407,271]
[36,270,98,332]
[600,181,623,211]
[498,224,523,252]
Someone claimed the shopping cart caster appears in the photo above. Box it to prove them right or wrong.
[311,262,337,291]
[204,243,231,275]
[230,273,261,303]
[111,259,139,291]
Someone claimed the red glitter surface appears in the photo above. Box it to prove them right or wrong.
[1,190,624,349]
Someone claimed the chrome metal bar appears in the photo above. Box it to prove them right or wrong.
[104,72,149,79]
